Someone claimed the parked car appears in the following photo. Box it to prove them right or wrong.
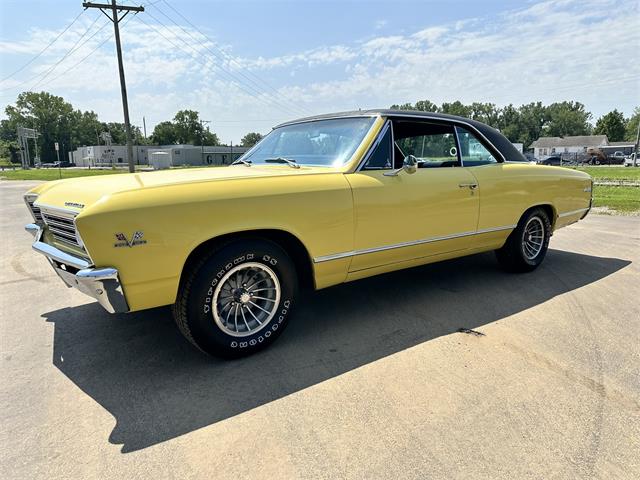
[53,161,76,168]
[538,155,563,166]
[607,151,626,165]
[624,152,638,167]
[23,110,593,357]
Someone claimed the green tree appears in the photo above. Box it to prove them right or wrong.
[496,104,524,143]
[413,100,439,112]
[468,102,500,126]
[593,109,626,141]
[100,122,146,145]
[173,109,204,144]
[517,102,548,148]
[201,128,219,146]
[390,102,414,110]
[544,101,592,137]
[440,101,471,118]
[150,121,178,145]
[624,106,639,143]
[4,91,75,162]
[241,132,263,147]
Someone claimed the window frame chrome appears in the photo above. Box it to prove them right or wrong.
[357,119,394,171]
[453,125,500,167]
[381,113,506,163]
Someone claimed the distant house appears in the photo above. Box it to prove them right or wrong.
[530,135,608,159]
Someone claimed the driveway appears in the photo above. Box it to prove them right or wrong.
[1,180,639,479]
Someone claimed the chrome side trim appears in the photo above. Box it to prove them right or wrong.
[558,207,590,218]
[313,224,516,263]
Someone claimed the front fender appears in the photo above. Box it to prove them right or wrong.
[75,173,354,311]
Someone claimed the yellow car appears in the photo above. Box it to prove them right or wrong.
[24,110,593,357]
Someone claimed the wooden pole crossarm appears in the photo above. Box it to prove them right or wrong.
[82,2,144,13]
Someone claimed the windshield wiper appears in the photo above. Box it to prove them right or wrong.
[231,158,252,166]
[264,157,300,169]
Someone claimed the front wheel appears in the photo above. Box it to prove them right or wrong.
[495,208,551,273]
[172,239,298,357]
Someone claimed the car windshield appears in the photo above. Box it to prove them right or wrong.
[240,117,376,167]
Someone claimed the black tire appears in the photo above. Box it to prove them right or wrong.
[495,207,551,273]
[172,239,298,358]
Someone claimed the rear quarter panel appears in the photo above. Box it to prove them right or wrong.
[469,163,592,232]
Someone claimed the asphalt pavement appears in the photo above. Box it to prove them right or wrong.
[1,180,639,479]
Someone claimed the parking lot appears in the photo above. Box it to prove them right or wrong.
[1,180,639,479]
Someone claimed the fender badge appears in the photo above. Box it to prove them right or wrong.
[114,231,147,248]
[64,202,85,209]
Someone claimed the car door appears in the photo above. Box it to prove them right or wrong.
[345,119,480,272]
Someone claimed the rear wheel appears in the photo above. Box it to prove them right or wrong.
[172,239,298,357]
[495,207,551,273]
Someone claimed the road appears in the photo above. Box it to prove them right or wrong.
[1,180,639,479]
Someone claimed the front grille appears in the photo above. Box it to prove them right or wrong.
[25,196,43,222]
[41,211,83,250]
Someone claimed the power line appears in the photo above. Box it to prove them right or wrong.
[0,15,109,93]
[29,14,107,91]
[155,0,312,116]
[135,11,306,117]
[33,14,136,92]
[130,13,305,118]
[0,10,86,83]
[126,0,309,117]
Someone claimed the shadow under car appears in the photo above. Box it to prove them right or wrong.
[41,249,630,453]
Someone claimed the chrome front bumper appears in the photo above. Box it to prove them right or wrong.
[25,223,129,314]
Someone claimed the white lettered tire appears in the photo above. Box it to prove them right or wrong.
[172,239,298,357]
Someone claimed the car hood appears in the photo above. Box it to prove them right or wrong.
[29,165,335,213]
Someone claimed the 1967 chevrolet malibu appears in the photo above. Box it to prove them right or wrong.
[24,110,593,357]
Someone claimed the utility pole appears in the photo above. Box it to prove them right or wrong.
[82,1,143,173]
[200,120,211,164]
[634,117,640,167]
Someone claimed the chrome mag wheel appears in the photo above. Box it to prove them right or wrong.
[211,262,281,337]
[522,216,544,260]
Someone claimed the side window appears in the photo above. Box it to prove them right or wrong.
[394,121,459,168]
[455,126,498,166]
[362,124,392,170]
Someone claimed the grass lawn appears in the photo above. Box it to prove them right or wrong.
[592,185,640,213]
[571,166,640,181]
[0,168,127,181]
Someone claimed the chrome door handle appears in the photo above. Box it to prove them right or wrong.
[459,183,478,189]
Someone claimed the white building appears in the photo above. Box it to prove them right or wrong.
[69,144,247,168]
[530,135,608,159]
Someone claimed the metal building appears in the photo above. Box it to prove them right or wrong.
[69,144,247,168]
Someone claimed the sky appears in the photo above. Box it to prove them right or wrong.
[0,0,639,144]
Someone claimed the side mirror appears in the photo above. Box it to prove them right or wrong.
[384,155,418,176]
[402,155,418,174]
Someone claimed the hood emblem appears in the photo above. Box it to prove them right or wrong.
[114,231,147,248]
[64,202,85,209]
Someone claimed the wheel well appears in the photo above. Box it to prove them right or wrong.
[178,229,315,292]
[526,204,556,230]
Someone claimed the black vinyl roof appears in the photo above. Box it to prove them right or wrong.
[276,109,526,162]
